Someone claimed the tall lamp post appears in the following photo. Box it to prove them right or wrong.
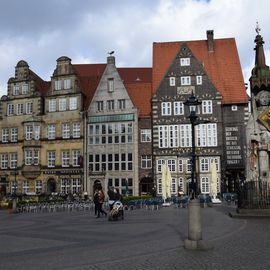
[12,166,17,213]
[184,92,212,250]
[184,93,201,199]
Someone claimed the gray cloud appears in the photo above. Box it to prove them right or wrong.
[0,0,269,96]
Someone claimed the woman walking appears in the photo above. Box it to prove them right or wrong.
[96,188,107,218]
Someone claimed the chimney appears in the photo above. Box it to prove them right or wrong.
[207,30,214,52]
[107,56,115,65]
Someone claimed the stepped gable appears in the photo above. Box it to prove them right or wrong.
[153,33,248,104]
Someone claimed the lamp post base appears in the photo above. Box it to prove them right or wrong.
[184,199,213,250]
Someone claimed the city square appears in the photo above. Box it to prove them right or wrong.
[0,204,270,270]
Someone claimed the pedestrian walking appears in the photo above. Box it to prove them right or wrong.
[96,188,107,218]
[93,189,99,216]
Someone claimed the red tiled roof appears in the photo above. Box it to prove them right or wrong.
[124,82,152,117]
[119,67,152,117]
[73,64,106,109]
[118,68,152,83]
[153,38,248,104]
[29,69,49,96]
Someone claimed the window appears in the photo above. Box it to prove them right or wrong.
[25,125,33,140]
[159,126,169,148]
[73,123,80,138]
[34,125,40,140]
[157,159,165,172]
[180,58,190,66]
[72,150,81,166]
[108,78,114,92]
[168,159,176,172]
[170,178,176,194]
[23,180,30,194]
[59,98,67,111]
[174,101,184,115]
[11,128,18,142]
[13,85,19,95]
[107,100,114,111]
[141,155,152,169]
[33,150,39,165]
[178,159,183,172]
[64,79,71,89]
[179,177,184,192]
[48,99,56,112]
[118,99,126,110]
[35,180,42,193]
[141,129,151,142]
[232,105,238,111]
[69,97,77,110]
[158,178,162,194]
[159,125,178,148]
[202,100,212,114]
[2,129,9,143]
[0,154,8,169]
[161,102,171,115]
[196,76,202,85]
[25,150,32,165]
[96,101,104,112]
[55,80,61,90]
[169,77,175,86]
[207,124,217,146]
[196,123,217,147]
[179,124,191,147]
[72,179,82,194]
[61,179,70,194]
[47,124,56,140]
[7,104,14,116]
[22,83,29,94]
[17,103,23,115]
[26,102,33,114]
[62,123,70,138]
[180,76,191,85]
[186,159,192,173]
[62,151,70,167]
[200,158,210,172]
[47,151,56,167]
[201,177,210,193]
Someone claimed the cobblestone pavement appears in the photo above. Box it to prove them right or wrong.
[0,204,269,270]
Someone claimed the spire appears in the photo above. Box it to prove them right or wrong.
[250,22,270,94]
[254,22,267,68]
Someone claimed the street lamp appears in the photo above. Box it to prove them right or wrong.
[183,92,212,250]
[12,166,17,212]
[183,92,201,199]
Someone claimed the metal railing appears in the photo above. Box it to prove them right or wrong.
[238,180,270,209]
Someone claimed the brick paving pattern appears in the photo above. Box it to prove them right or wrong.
[0,205,269,270]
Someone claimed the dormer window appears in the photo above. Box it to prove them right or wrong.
[196,76,202,85]
[180,58,190,66]
[22,83,29,94]
[108,78,114,92]
[64,79,71,89]
[55,80,61,90]
[13,85,20,96]
[181,76,191,85]
[169,77,175,86]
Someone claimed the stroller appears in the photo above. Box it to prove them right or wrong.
[108,200,124,221]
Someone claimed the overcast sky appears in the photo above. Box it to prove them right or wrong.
[0,0,269,97]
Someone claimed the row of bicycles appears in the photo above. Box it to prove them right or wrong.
[15,201,98,213]
[12,196,191,214]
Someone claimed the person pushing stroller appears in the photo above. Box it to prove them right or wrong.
[107,187,124,220]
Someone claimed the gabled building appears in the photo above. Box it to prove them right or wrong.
[0,60,47,196]
[151,30,248,196]
[80,55,152,197]
[41,56,85,196]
